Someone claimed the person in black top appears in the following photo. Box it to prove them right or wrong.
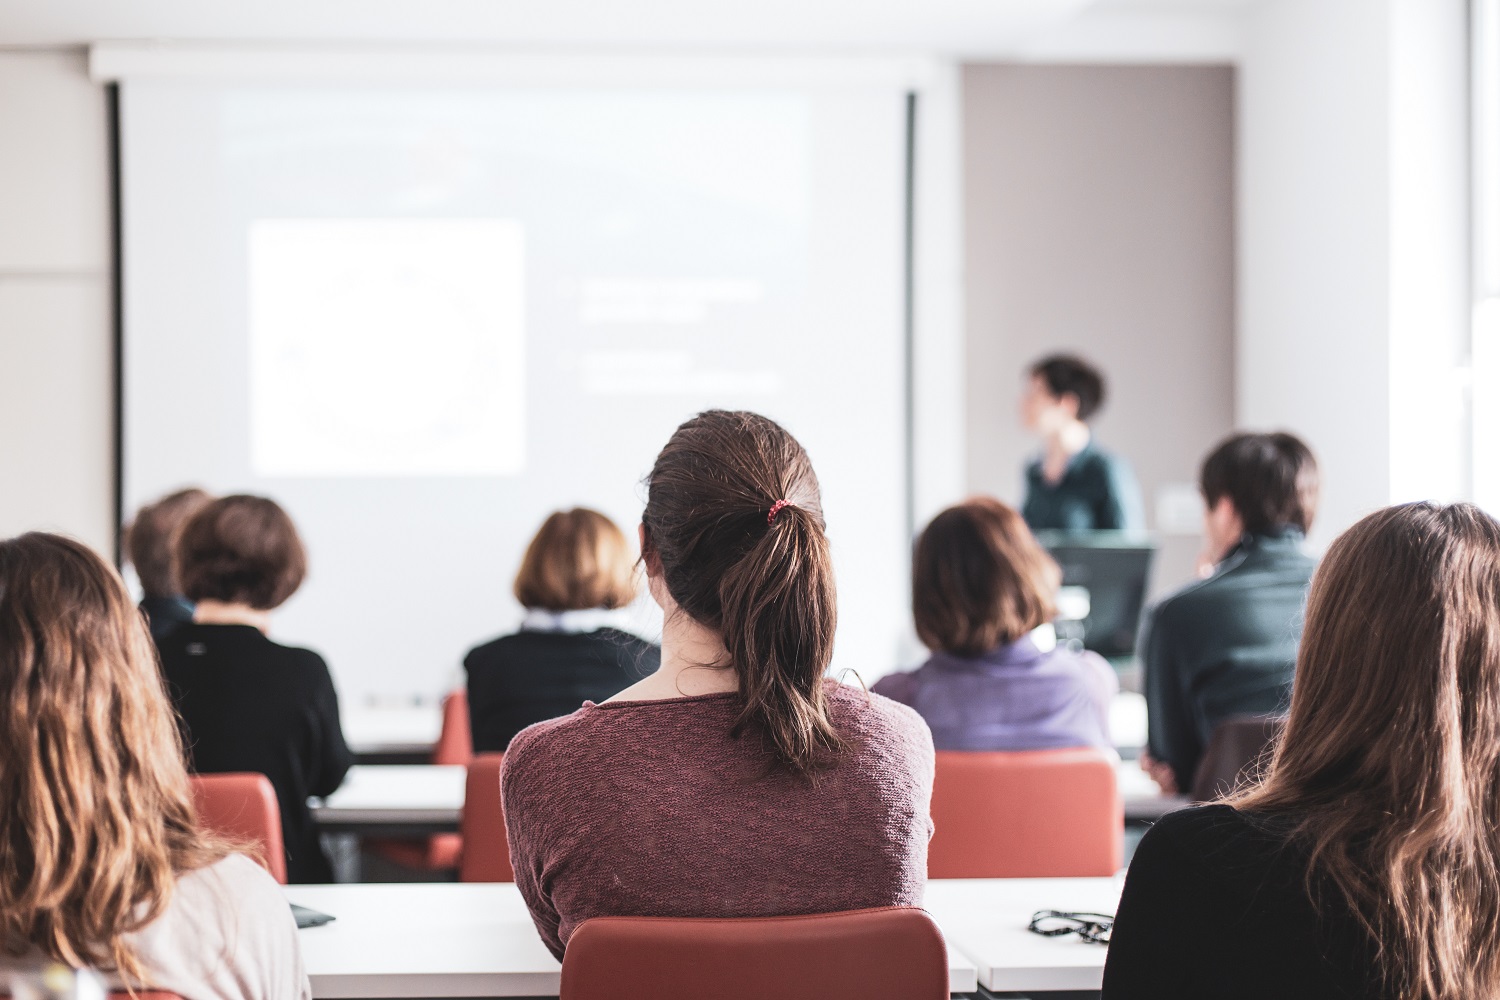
[466,508,658,753]
[1019,354,1143,531]
[1140,432,1318,794]
[1105,502,1500,1000]
[124,487,212,643]
[157,495,353,884]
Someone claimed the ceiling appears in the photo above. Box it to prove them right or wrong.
[0,0,1253,59]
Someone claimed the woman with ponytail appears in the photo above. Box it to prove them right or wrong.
[1103,502,1500,1000]
[501,410,935,959]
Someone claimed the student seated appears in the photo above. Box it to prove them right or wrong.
[157,495,353,884]
[125,486,212,642]
[466,507,659,753]
[1104,502,1500,999]
[501,410,935,959]
[873,497,1115,750]
[0,533,308,1000]
[1020,353,1143,531]
[1140,432,1318,794]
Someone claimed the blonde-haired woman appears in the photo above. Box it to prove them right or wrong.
[1103,502,1500,999]
[0,533,307,1000]
[465,508,659,753]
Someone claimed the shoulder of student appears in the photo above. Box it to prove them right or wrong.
[830,681,935,756]
[499,710,587,795]
[1146,562,1251,630]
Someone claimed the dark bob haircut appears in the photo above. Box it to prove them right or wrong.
[1030,354,1106,422]
[1199,432,1320,537]
[175,495,307,611]
[913,497,1060,656]
[124,487,212,599]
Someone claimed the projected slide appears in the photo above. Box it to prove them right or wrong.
[248,218,526,477]
[123,80,908,705]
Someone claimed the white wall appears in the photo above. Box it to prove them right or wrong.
[962,64,1237,595]
[1237,0,1470,548]
[0,50,114,555]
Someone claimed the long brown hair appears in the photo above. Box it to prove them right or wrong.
[1231,502,1500,999]
[0,533,228,981]
[642,410,840,776]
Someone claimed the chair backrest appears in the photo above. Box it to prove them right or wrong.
[1191,714,1286,802]
[560,907,948,1000]
[190,772,287,884]
[459,753,513,882]
[433,690,474,766]
[928,747,1122,878]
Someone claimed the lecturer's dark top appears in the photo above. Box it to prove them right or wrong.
[158,623,354,884]
[1142,530,1315,792]
[1022,442,1143,531]
[465,628,659,754]
[1102,805,1382,1000]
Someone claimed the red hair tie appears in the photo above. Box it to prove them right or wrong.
[767,499,793,525]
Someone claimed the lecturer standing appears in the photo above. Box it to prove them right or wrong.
[1019,353,1143,532]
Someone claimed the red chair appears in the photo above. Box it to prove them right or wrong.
[560,908,948,1000]
[366,690,472,872]
[927,747,1122,879]
[459,754,513,882]
[432,689,474,765]
[190,772,287,884]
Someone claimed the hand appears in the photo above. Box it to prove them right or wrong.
[1139,750,1180,796]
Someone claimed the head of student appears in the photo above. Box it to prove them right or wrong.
[641,409,838,775]
[1021,354,1106,434]
[176,494,307,613]
[1233,502,1500,998]
[125,487,212,599]
[1198,431,1318,558]
[514,507,638,612]
[0,533,226,980]
[913,497,1060,657]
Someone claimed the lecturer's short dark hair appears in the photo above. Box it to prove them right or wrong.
[176,495,307,610]
[1030,354,1106,421]
[1199,432,1320,536]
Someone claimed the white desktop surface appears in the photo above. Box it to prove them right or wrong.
[342,705,443,756]
[286,883,559,997]
[1108,691,1148,751]
[285,882,979,997]
[315,759,1186,830]
[923,877,1123,993]
[312,764,466,827]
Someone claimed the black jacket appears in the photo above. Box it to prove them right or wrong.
[465,627,658,753]
[159,623,354,883]
[1103,805,1381,999]
[1141,530,1316,791]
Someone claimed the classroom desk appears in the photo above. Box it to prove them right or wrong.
[343,705,443,764]
[1116,758,1190,823]
[315,761,1186,838]
[284,882,980,998]
[312,764,465,836]
[923,876,1124,995]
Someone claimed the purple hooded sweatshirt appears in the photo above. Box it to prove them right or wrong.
[872,634,1116,752]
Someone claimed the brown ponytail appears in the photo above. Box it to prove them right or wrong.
[642,410,841,776]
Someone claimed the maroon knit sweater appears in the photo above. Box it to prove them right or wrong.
[500,680,935,959]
